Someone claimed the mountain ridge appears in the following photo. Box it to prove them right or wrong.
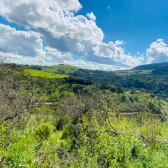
[131,62,168,70]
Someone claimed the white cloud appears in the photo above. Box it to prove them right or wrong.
[0,24,74,65]
[92,42,143,67]
[0,24,135,71]
[86,12,96,21]
[107,6,110,9]
[156,39,163,42]
[0,50,128,71]
[115,40,124,46]
[45,47,73,63]
[66,59,127,71]
[0,52,53,66]
[0,0,143,69]
[146,39,168,64]
[0,24,45,57]
[0,0,103,44]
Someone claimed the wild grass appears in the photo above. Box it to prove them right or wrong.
[25,69,69,78]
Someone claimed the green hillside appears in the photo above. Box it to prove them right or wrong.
[9,64,168,113]
[25,69,69,78]
[27,64,81,75]
[131,62,168,70]
[152,65,168,75]
[24,63,168,100]
[2,63,168,167]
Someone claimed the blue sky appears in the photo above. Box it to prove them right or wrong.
[78,0,168,54]
[0,0,168,70]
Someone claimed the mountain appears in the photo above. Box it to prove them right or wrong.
[131,62,168,70]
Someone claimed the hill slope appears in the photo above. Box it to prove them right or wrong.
[152,66,168,75]
[2,64,168,167]
[131,62,168,70]
[26,64,81,75]
[24,63,168,100]
[25,69,69,78]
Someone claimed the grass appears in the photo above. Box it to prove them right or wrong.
[42,64,81,75]
[115,70,152,75]
[129,70,152,74]
[25,69,69,78]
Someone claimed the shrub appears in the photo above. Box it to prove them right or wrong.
[134,96,139,102]
[61,126,69,139]
[111,86,117,93]
[130,88,136,94]
[34,123,53,140]
[0,123,7,147]
[129,96,134,103]
[55,117,67,131]
[121,95,126,102]
[117,87,124,94]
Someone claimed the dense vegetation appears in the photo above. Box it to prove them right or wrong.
[26,64,168,101]
[1,63,168,167]
[131,62,168,70]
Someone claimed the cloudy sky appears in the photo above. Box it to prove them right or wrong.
[0,0,168,70]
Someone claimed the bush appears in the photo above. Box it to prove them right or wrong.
[134,96,139,102]
[130,88,136,94]
[61,126,69,139]
[117,87,124,94]
[110,86,117,93]
[121,95,126,102]
[55,117,67,131]
[34,123,53,140]
[129,96,134,103]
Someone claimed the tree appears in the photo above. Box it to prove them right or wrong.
[0,59,38,130]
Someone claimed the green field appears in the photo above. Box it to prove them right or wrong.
[42,64,81,74]
[25,69,69,78]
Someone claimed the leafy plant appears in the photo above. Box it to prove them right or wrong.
[34,123,53,140]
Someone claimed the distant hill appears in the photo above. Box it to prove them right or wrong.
[152,66,168,75]
[26,64,81,75]
[131,62,168,70]
[22,63,168,101]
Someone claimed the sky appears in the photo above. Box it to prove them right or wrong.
[0,0,168,70]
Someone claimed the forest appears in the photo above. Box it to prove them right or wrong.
[1,62,168,167]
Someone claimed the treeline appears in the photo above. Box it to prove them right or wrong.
[70,68,168,101]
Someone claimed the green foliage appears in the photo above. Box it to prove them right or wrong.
[16,62,168,100]
[121,95,126,102]
[55,117,68,131]
[1,63,168,167]
[0,123,8,148]
[56,111,168,167]
[61,126,70,139]
[26,63,168,100]
[25,69,69,78]
[34,123,53,140]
